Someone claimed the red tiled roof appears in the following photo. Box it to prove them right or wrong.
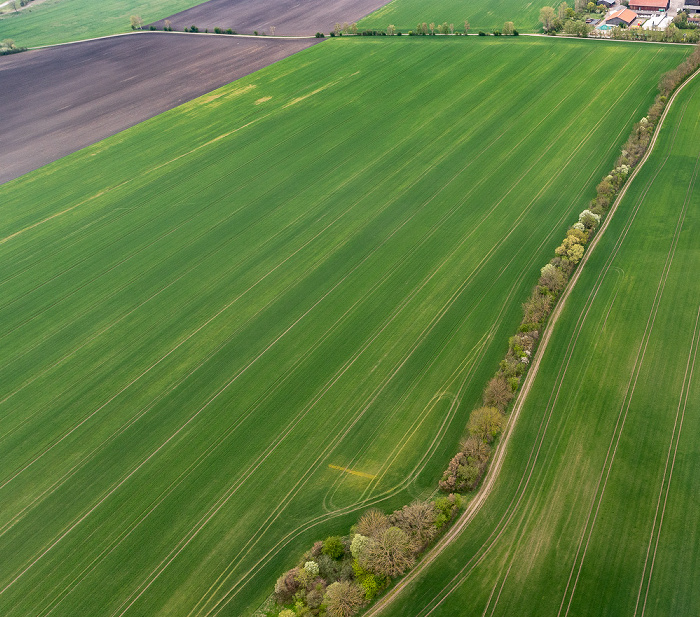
[607,8,638,22]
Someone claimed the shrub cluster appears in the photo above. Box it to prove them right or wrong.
[0,38,26,55]
[269,497,462,617]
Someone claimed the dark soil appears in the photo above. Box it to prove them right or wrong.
[0,32,317,184]
[149,0,391,36]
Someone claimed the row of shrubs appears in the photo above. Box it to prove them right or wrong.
[265,39,700,617]
[270,496,462,616]
[440,40,700,498]
[440,208,601,493]
[0,38,25,55]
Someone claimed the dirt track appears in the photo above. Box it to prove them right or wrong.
[0,32,317,185]
[150,0,391,36]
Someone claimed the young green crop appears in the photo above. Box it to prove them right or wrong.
[380,63,700,617]
[360,0,542,35]
[0,0,207,47]
[0,38,687,617]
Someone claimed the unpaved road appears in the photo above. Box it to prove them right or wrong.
[0,32,317,184]
[150,0,392,35]
[364,64,700,617]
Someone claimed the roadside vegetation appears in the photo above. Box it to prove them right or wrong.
[0,36,25,53]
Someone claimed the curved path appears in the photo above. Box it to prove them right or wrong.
[364,63,700,617]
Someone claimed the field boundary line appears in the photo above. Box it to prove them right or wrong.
[27,30,318,50]
[363,63,700,617]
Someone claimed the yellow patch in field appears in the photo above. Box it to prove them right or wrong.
[283,80,339,108]
[255,96,272,105]
[328,465,376,480]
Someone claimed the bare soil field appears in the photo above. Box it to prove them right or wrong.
[150,0,391,35]
[0,32,317,184]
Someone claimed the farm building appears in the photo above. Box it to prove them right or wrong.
[606,7,638,24]
[629,0,669,11]
[683,0,699,14]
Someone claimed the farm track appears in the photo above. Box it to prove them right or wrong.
[0,39,687,617]
[364,64,700,617]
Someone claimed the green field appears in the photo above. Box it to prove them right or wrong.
[0,38,688,617]
[360,0,542,34]
[0,0,206,47]
[380,66,700,617]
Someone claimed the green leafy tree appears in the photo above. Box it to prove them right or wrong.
[467,406,505,443]
[322,536,345,559]
[540,6,556,31]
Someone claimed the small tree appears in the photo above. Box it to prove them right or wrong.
[359,527,415,578]
[356,508,389,538]
[324,581,365,617]
[387,24,395,35]
[389,501,437,548]
[429,22,435,34]
[464,20,471,34]
[270,25,276,35]
[351,22,358,35]
[130,15,143,30]
[483,375,514,410]
[539,6,556,31]
[467,406,505,443]
[558,2,569,21]
[334,22,342,36]
[164,19,172,31]
[503,21,515,35]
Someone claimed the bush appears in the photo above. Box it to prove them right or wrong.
[478,30,486,35]
[274,568,301,604]
[316,553,342,581]
[315,32,325,38]
[322,536,345,559]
